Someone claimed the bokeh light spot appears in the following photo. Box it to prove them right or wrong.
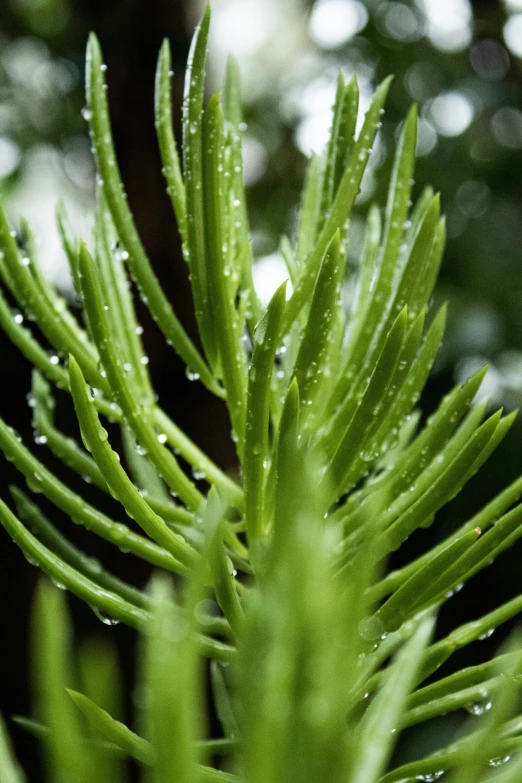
[0,137,21,179]
[456,180,491,218]
[504,14,522,59]
[419,0,472,52]
[309,0,368,50]
[253,253,292,308]
[416,118,438,156]
[470,39,510,80]
[429,91,474,137]
[378,3,424,42]
[242,137,269,186]
[491,107,522,150]
[212,0,277,57]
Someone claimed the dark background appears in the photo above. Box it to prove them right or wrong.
[0,0,522,777]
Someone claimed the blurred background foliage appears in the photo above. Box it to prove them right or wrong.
[2,0,522,396]
[1,0,522,778]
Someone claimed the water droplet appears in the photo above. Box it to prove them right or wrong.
[157,433,167,444]
[185,367,200,381]
[140,356,149,365]
[13,312,23,324]
[26,473,44,493]
[191,466,206,481]
[489,756,510,767]
[81,107,92,121]
[466,693,492,715]
[49,355,59,366]
[358,616,384,641]
[135,325,144,335]
[93,607,120,626]
[100,63,108,72]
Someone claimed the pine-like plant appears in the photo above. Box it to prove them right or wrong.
[2,7,522,782]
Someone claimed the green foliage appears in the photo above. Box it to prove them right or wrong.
[1,7,522,782]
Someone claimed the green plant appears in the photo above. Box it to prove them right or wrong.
[1,6,522,782]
